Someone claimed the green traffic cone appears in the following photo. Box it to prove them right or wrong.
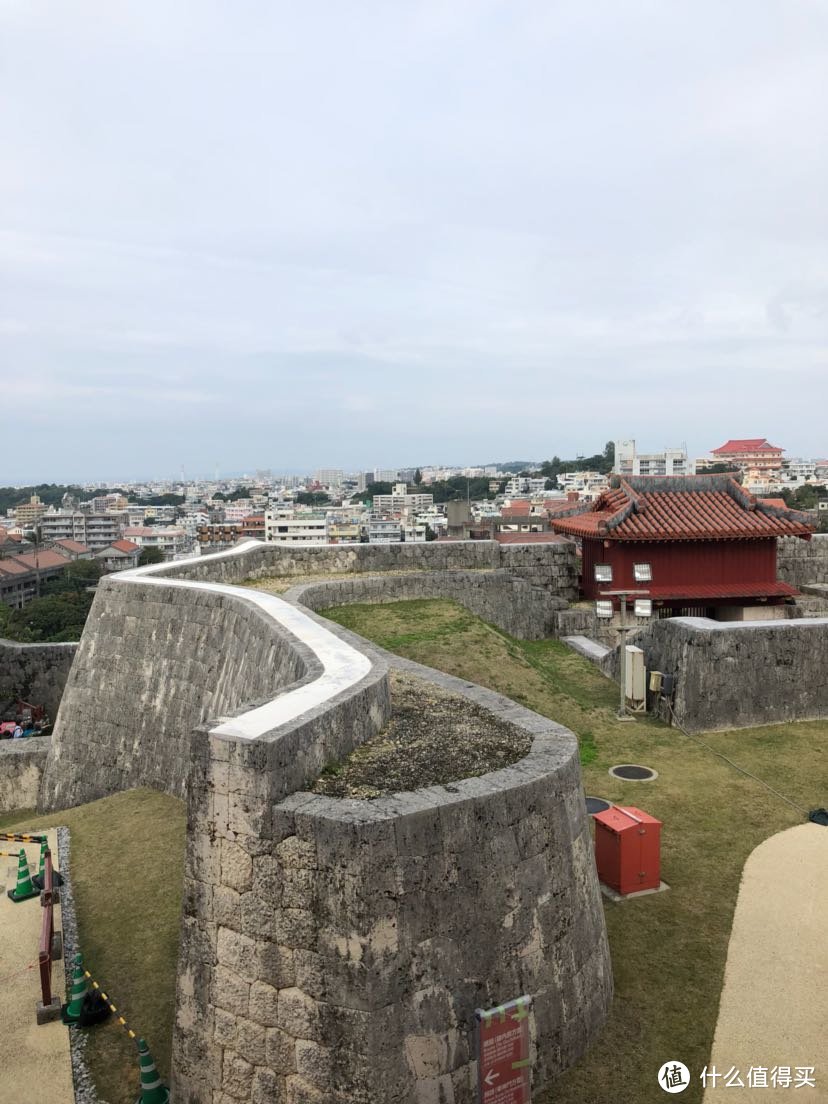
[7,847,38,902]
[135,1038,170,1104]
[61,954,88,1024]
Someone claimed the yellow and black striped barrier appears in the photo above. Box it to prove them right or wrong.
[0,832,47,845]
[81,968,170,1104]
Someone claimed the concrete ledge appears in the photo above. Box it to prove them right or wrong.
[562,635,611,664]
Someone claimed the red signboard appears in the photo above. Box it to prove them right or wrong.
[475,996,533,1104]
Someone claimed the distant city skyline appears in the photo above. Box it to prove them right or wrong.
[2,2,827,483]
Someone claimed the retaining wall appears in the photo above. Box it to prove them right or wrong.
[0,736,49,813]
[633,616,828,732]
[0,639,77,721]
[291,569,567,640]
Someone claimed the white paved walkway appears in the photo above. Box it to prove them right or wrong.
[703,823,828,1102]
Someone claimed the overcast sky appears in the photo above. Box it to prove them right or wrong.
[2,1,827,483]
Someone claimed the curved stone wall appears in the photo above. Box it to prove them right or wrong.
[290,570,567,639]
[33,540,609,1101]
[172,642,611,1104]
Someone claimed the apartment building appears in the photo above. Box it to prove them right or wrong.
[13,495,47,528]
[504,476,548,497]
[123,526,190,560]
[372,484,434,514]
[39,511,126,550]
[614,440,692,477]
[367,518,402,543]
[264,511,329,544]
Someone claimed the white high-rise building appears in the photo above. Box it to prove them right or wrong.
[614,440,693,477]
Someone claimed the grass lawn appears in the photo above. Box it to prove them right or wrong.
[1,789,186,1104]
[322,598,827,1104]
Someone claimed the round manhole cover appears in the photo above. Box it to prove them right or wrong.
[586,796,612,815]
[609,764,658,781]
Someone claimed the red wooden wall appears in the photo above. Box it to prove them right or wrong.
[580,538,778,599]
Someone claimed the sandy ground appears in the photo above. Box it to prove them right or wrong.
[703,823,828,1102]
[0,828,73,1104]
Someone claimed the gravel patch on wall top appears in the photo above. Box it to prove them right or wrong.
[311,670,532,798]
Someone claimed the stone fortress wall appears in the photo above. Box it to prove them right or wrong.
[777,533,828,586]
[0,638,77,722]
[292,569,568,640]
[628,615,828,733]
[0,638,77,813]
[35,540,611,1103]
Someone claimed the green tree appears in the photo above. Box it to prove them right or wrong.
[414,469,423,485]
[295,492,330,507]
[138,546,165,566]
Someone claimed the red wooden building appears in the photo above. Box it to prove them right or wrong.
[550,474,814,615]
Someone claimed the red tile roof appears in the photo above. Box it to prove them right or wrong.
[501,503,531,517]
[53,539,90,554]
[9,550,71,570]
[712,439,783,455]
[0,558,29,576]
[758,498,788,510]
[550,475,815,542]
[647,582,798,601]
[109,540,140,553]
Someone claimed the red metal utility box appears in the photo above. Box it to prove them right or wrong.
[593,806,662,895]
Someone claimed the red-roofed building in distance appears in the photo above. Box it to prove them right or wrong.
[550,474,814,619]
[95,540,142,573]
[708,438,784,474]
[52,538,94,560]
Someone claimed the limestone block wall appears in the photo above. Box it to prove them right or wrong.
[0,736,49,813]
[0,639,77,721]
[633,616,828,732]
[156,538,580,602]
[777,534,828,586]
[172,649,611,1104]
[34,541,610,1102]
[290,570,567,640]
[38,575,319,810]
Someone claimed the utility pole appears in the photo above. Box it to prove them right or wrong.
[600,589,651,719]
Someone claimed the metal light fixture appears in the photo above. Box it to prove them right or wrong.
[594,564,613,583]
[633,563,652,582]
[634,599,653,618]
[595,599,614,619]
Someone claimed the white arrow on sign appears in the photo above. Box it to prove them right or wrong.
[484,1070,501,1087]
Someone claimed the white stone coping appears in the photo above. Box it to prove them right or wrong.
[670,615,828,632]
[112,542,373,741]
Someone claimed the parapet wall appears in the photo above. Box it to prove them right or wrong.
[291,569,567,639]
[634,616,828,732]
[0,639,77,722]
[33,540,610,1102]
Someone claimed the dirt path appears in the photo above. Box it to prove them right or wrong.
[0,828,73,1104]
[703,823,828,1102]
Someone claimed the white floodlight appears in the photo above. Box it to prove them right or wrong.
[634,599,653,618]
[633,562,652,583]
[594,564,613,583]
[595,600,614,619]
